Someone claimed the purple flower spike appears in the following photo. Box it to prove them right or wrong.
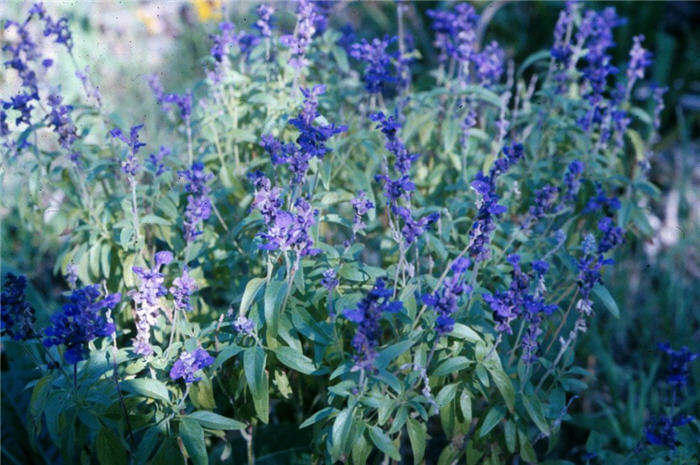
[169,348,214,383]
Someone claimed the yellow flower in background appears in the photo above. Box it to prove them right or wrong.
[136,8,162,35]
[191,0,222,22]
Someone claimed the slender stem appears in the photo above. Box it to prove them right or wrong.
[110,338,136,447]
[543,288,578,358]
[186,116,193,167]
[129,177,141,248]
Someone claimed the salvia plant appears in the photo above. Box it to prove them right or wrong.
[1,2,696,464]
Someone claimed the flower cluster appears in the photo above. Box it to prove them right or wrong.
[351,35,401,94]
[350,190,374,238]
[562,160,585,204]
[170,268,197,312]
[584,183,621,214]
[258,196,320,257]
[1,273,37,341]
[1,5,78,158]
[522,184,559,229]
[128,251,173,356]
[644,342,698,450]
[483,254,556,356]
[657,343,698,390]
[321,269,339,292]
[146,74,193,121]
[262,85,346,185]
[426,3,479,64]
[422,257,471,334]
[43,285,120,364]
[370,111,419,175]
[148,146,171,177]
[343,279,402,369]
[644,414,695,450]
[111,124,146,177]
[169,348,214,383]
[255,4,274,38]
[575,217,624,318]
[233,315,255,335]
[179,162,214,242]
[393,206,440,245]
[468,143,524,261]
[280,0,318,70]
[472,41,505,86]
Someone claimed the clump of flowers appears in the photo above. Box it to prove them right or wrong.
[179,162,214,242]
[1,273,37,341]
[170,348,214,383]
[422,257,471,334]
[43,285,120,364]
[128,251,173,356]
[343,279,402,370]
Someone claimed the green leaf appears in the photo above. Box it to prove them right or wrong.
[519,429,538,463]
[186,411,245,431]
[523,396,550,436]
[368,426,400,461]
[406,418,426,464]
[141,214,171,225]
[592,284,620,318]
[243,347,269,423]
[351,432,372,465]
[374,338,415,370]
[179,418,208,465]
[122,378,170,403]
[150,437,183,465]
[331,408,353,460]
[486,363,515,411]
[300,407,336,429]
[212,344,243,370]
[478,406,505,438]
[240,277,266,316]
[451,323,484,343]
[436,383,459,408]
[433,356,471,376]
[190,376,216,410]
[505,419,516,453]
[274,346,317,375]
[96,427,127,465]
[331,45,350,72]
[264,279,287,340]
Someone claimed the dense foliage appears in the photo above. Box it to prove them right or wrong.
[1,2,698,464]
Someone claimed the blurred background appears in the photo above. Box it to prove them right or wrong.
[2,1,698,463]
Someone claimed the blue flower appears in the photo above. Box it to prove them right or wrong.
[563,160,585,204]
[233,315,255,335]
[644,414,694,450]
[657,343,698,389]
[128,251,172,356]
[370,111,419,175]
[169,348,214,383]
[351,190,374,238]
[170,268,197,312]
[422,257,471,334]
[255,4,275,38]
[1,273,37,341]
[280,0,318,70]
[44,285,120,364]
[178,162,214,242]
[321,269,339,292]
[468,143,524,261]
[393,206,439,244]
[343,279,402,369]
[350,35,400,94]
